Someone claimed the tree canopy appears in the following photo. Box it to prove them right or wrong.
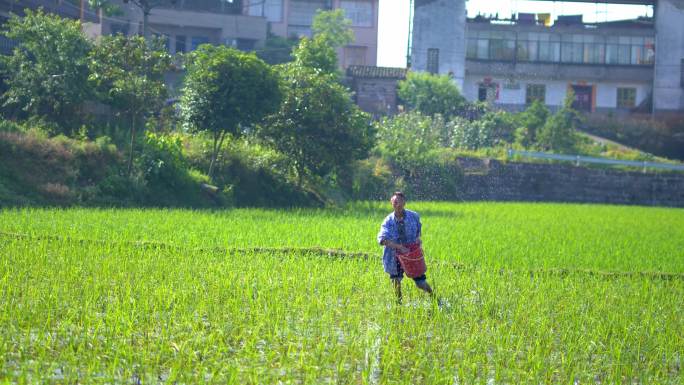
[259,62,374,188]
[1,9,92,134]
[398,72,467,119]
[180,45,281,179]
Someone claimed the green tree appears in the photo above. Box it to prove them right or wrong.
[89,34,172,175]
[537,91,582,153]
[1,10,92,134]
[292,9,354,75]
[312,9,354,49]
[398,71,467,119]
[180,45,281,179]
[256,33,298,65]
[259,63,374,188]
[515,100,550,148]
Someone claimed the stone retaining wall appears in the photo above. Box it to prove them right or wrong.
[458,158,684,207]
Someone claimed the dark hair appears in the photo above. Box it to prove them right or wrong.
[391,191,406,200]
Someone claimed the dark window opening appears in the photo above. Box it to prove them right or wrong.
[175,35,186,53]
[427,48,439,74]
[617,87,636,109]
[526,84,546,104]
[191,36,210,51]
[571,85,593,112]
[237,38,257,51]
[478,86,488,102]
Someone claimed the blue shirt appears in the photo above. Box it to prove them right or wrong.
[377,209,422,276]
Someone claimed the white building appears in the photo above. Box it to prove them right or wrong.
[411,0,684,114]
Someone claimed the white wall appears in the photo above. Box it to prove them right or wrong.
[653,0,684,111]
[463,76,651,110]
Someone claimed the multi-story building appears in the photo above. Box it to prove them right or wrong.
[411,0,684,114]
[82,0,267,55]
[244,0,379,68]
[0,0,99,54]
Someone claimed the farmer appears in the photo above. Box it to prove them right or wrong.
[377,191,434,303]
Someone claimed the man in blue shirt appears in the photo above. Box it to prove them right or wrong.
[377,191,435,303]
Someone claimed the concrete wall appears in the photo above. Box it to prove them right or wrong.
[351,77,401,117]
[654,0,684,111]
[411,0,467,89]
[91,0,266,50]
[458,157,684,207]
[264,0,379,67]
[463,76,651,111]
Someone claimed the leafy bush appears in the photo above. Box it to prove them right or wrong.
[0,119,24,133]
[352,157,395,200]
[376,112,440,172]
[186,135,318,207]
[582,115,684,160]
[398,72,467,119]
[537,93,581,153]
[515,100,550,148]
[450,111,517,150]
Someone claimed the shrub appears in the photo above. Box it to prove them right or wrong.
[450,110,517,150]
[376,112,440,173]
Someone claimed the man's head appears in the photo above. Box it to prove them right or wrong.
[391,191,406,212]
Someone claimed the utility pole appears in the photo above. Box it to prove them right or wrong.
[80,0,85,23]
[124,0,167,40]
[406,0,413,68]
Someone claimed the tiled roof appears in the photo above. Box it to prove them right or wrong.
[346,65,408,79]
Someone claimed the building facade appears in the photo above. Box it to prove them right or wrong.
[0,0,99,54]
[81,0,267,55]
[244,0,379,68]
[411,0,684,114]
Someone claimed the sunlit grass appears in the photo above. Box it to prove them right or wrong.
[1,202,683,383]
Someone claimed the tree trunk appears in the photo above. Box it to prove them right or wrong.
[296,163,304,188]
[142,8,150,41]
[127,114,136,177]
[208,132,227,180]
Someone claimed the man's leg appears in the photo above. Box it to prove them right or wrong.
[391,278,403,303]
[414,277,434,297]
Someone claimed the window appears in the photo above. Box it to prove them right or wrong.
[427,48,439,74]
[526,84,546,104]
[517,40,538,62]
[490,39,515,61]
[681,59,684,88]
[538,41,560,62]
[478,84,498,103]
[478,86,488,102]
[340,0,373,27]
[466,39,478,59]
[247,0,283,23]
[343,46,367,68]
[289,0,326,27]
[191,36,210,51]
[110,23,129,36]
[237,39,257,51]
[175,35,186,53]
[617,88,636,109]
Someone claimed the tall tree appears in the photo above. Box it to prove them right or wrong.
[257,9,372,190]
[259,62,374,188]
[1,9,92,134]
[88,34,172,175]
[180,45,281,179]
[291,9,355,75]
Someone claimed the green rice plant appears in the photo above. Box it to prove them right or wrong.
[0,203,682,383]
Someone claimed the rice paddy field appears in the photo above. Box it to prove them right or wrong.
[1,202,683,384]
